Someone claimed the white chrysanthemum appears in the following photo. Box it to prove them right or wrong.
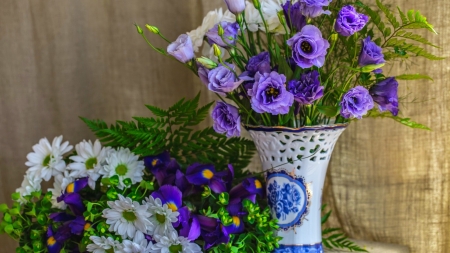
[187,8,225,52]
[68,139,109,189]
[261,0,288,34]
[48,171,74,209]
[151,230,202,253]
[100,147,145,189]
[86,236,122,253]
[145,196,179,237]
[15,173,42,204]
[103,194,152,239]
[119,233,153,253]
[25,136,73,181]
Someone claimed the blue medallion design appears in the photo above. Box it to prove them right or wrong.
[273,243,323,253]
[266,172,309,229]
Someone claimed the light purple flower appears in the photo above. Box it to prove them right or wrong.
[335,5,369,36]
[207,64,243,95]
[299,0,332,18]
[224,0,246,14]
[167,34,195,63]
[249,71,294,115]
[197,64,210,86]
[240,51,271,81]
[340,86,374,119]
[369,77,399,116]
[282,1,307,32]
[206,21,239,47]
[359,36,385,66]
[287,25,330,68]
[288,70,324,104]
[212,102,241,137]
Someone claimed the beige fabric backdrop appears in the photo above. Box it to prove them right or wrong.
[0,0,448,252]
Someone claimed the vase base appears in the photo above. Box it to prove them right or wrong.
[273,243,323,253]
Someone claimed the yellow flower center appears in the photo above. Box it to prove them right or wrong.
[122,211,137,222]
[47,236,56,246]
[85,157,97,170]
[167,202,178,212]
[115,164,128,176]
[66,183,75,193]
[255,179,262,189]
[202,169,214,179]
[232,216,241,227]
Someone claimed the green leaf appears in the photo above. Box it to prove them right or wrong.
[397,7,409,25]
[321,210,331,224]
[3,213,12,223]
[0,204,8,213]
[367,111,431,130]
[278,58,293,80]
[4,224,13,234]
[395,31,440,48]
[396,74,433,81]
[317,106,340,118]
[405,9,437,34]
[376,0,400,28]
[145,105,168,117]
[385,38,445,60]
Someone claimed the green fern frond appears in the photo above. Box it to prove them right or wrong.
[385,38,444,60]
[366,110,431,130]
[376,0,400,29]
[395,31,440,48]
[406,10,436,34]
[396,74,433,81]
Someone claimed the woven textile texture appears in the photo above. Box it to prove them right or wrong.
[0,0,448,252]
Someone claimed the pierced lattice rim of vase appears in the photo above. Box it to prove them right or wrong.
[242,123,349,132]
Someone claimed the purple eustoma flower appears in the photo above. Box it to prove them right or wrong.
[335,5,369,37]
[340,86,374,119]
[282,1,307,32]
[249,71,294,115]
[167,34,195,63]
[246,51,271,77]
[197,215,230,250]
[359,36,385,66]
[287,25,330,68]
[143,151,180,186]
[206,21,239,47]
[288,70,324,104]
[57,177,89,216]
[369,77,399,116]
[197,64,210,86]
[186,163,227,193]
[299,0,332,18]
[212,102,241,138]
[207,63,243,95]
[178,207,201,241]
[224,0,246,14]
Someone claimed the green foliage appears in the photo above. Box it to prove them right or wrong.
[385,38,444,60]
[82,93,256,171]
[396,74,433,81]
[321,205,368,252]
[367,110,431,130]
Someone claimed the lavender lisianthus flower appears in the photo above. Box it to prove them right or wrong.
[288,70,324,104]
[207,64,243,95]
[299,0,332,18]
[369,77,399,116]
[206,21,239,47]
[287,25,330,68]
[340,86,374,119]
[359,36,385,66]
[167,34,195,63]
[248,71,294,115]
[197,64,210,86]
[212,101,241,137]
[224,0,246,14]
[335,5,369,36]
[244,51,271,77]
[282,1,307,32]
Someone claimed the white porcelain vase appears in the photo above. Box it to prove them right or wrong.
[246,124,347,253]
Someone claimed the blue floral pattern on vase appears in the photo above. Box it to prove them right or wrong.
[273,243,323,253]
[268,181,302,220]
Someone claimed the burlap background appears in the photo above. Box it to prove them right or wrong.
[0,0,448,252]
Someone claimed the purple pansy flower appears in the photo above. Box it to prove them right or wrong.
[340,86,374,119]
[207,63,243,95]
[50,213,88,236]
[47,227,63,253]
[335,5,369,36]
[369,77,399,116]
[229,178,264,209]
[186,163,227,194]
[359,36,385,66]
[288,70,324,104]
[57,177,89,216]
[287,25,330,68]
[206,21,239,47]
[299,0,332,18]
[143,151,180,186]
[178,207,201,241]
[198,215,230,250]
[167,34,195,63]
[212,102,241,137]
[151,185,183,213]
[249,71,294,115]
[224,0,246,14]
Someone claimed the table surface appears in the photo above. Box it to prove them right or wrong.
[324,239,409,253]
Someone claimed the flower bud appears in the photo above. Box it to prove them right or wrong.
[197,57,218,69]
[213,44,222,58]
[252,0,261,9]
[218,24,225,36]
[277,11,287,27]
[145,24,160,34]
[361,63,385,73]
[330,33,338,43]
[135,24,143,34]
[224,0,246,14]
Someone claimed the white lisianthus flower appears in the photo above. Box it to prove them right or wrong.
[25,136,73,181]
[145,196,179,237]
[48,171,74,209]
[151,230,202,253]
[100,148,145,189]
[103,194,152,239]
[68,139,109,189]
[86,236,122,253]
[15,173,42,204]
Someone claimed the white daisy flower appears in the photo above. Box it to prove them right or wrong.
[151,230,202,253]
[48,171,74,209]
[187,8,226,52]
[15,173,42,204]
[103,194,152,239]
[261,0,288,34]
[100,148,145,189]
[119,233,153,253]
[25,136,73,181]
[68,139,109,189]
[86,236,121,253]
[145,196,179,237]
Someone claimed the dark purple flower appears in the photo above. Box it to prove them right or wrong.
[151,185,183,213]
[198,64,210,86]
[282,1,307,32]
[299,0,332,18]
[359,36,385,66]
[288,70,324,104]
[206,21,239,47]
[47,227,63,253]
[57,177,89,216]
[287,25,330,68]
[212,102,241,137]
[144,151,180,186]
[369,77,399,116]
[186,163,226,194]
[335,5,369,37]
[178,207,201,241]
[373,68,383,74]
[167,34,195,63]
[249,71,294,115]
[224,216,245,234]
[340,86,374,119]
[224,0,246,14]
[229,177,264,205]
[197,215,230,250]
[246,51,271,77]
[208,63,243,95]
